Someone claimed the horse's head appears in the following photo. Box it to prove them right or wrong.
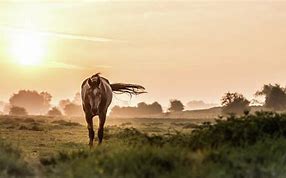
[87,74,102,115]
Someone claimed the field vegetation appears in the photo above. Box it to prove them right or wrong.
[1,112,286,177]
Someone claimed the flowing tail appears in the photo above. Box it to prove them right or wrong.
[110,83,146,95]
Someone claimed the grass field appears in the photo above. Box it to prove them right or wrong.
[1,113,286,178]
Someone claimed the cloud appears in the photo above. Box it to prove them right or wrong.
[44,61,112,70]
[0,25,127,43]
[0,59,111,70]
[44,61,84,69]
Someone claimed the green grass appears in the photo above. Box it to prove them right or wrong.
[0,140,33,177]
[1,112,286,177]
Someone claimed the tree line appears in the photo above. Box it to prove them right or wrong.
[1,89,185,117]
[221,84,286,115]
[2,83,286,116]
[2,90,83,116]
[109,99,184,117]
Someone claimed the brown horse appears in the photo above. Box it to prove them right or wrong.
[81,73,145,147]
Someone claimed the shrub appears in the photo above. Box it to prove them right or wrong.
[9,90,52,115]
[0,139,33,177]
[47,107,62,116]
[51,120,81,127]
[41,118,286,178]
[168,99,184,112]
[221,92,250,115]
[41,144,193,178]
[9,106,28,116]
[188,112,286,150]
[256,84,286,111]
[64,103,82,116]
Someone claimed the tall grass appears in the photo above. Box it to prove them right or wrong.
[41,112,286,178]
[2,112,286,177]
[0,140,33,177]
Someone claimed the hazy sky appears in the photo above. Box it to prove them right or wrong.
[0,1,286,108]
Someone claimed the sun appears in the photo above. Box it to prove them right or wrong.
[9,30,46,66]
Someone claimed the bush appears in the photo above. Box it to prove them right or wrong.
[41,144,193,178]
[110,102,163,117]
[64,103,83,116]
[201,138,286,178]
[47,107,62,116]
[256,84,286,111]
[51,120,81,127]
[9,90,52,115]
[221,92,250,115]
[0,139,33,177]
[9,106,28,116]
[188,112,286,150]
[168,99,184,112]
[41,118,286,178]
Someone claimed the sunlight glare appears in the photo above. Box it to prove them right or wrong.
[10,31,46,66]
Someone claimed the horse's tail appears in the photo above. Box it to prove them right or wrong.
[110,83,146,95]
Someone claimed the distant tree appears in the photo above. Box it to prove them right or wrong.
[47,107,62,116]
[137,102,148,112]
[64,103,83,116]
[0,101,4,111]
[72,92,81,105]
[110,105,137,117]
[255,84,286,111]
[149,102,163,114]
[3,104,11,115]
[186,100,217,110]
[59,99,72,111]
[9,106,28,116]
[110,105,121,115]
[137,102,163,115]
[221,92,250,115]
[168,99,184,112]
[110,101,163,117]
[9,90,52,115]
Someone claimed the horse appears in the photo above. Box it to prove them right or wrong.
[81,73,146,146]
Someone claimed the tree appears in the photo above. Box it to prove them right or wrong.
[221,92,250,115]
[168,99,184,112]
[9,106,28,116]
[137,102,163,115]
[64,103,83,116]
[186,100,216,110]
[9,90,52,115]
[256,84,286,111]
[0,101,4,111]
[72,92,81,105]
[149,102,163,114]
[110,101,163,117]
[47,107,62,116]
[59,99,72,111]
[3,104,11,115]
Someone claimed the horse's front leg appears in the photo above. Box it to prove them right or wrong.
[85,114,94,147]
[98,113,106,144]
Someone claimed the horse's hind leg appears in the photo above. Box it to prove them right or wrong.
[85,115,94,147]
[98,113,106,144]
